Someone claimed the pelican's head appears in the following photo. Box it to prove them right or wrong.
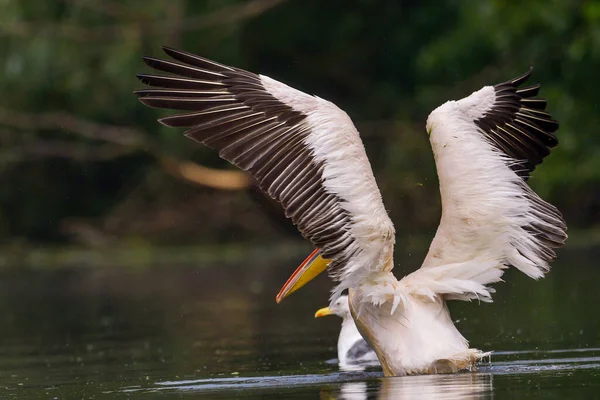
[314,292,351,320]
[276,253,404,374]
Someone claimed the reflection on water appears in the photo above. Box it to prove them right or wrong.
[334,373,493,400]
[339,358,380,373]
[0,246,599,398]
[123,370,494,398]
[337,382,369,400]
[378,373,492,400]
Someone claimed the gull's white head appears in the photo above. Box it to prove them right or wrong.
[314,292,351,319]
[315,291,381,370]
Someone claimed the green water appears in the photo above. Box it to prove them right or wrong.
[0,246,598,398]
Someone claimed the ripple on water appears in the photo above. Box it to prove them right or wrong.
[114,348,600,399]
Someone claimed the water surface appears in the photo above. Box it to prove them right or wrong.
[0,245,598,398]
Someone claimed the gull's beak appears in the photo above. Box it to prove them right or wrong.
[314,307,334,318]
[276,248,330,303]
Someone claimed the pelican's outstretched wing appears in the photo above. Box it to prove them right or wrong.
[136,47,395,290]
[412,70,566,300]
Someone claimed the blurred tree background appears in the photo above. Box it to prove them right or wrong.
[0,0,598,250]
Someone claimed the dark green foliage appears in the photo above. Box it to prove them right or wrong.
[0,0,598,244]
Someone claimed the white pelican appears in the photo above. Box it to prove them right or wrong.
[136,47,567,376]
[315,291,379,368]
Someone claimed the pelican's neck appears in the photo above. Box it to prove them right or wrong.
[348,274,475,376]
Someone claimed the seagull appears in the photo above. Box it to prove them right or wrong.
[136,47,567,376]
[315,291,380,369]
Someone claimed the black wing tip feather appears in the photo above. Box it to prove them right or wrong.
[478,68,567,254]
[141,56,162,69]
[135,73,155,87]
[137,96,155,108]
[162,45,178,54]
[161,46,231,71]
[509,66,533,86]
[474,67,560,178]
[161,45,193,61]
[141,46,186,62]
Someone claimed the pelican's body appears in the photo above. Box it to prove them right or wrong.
[350,278,483,375]
[315,294,379,368]
[137,47,567,376]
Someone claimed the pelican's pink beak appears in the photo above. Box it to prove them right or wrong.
[276,248,330,303]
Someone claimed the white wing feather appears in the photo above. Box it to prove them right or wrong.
[408,71,566,300]
[262,76,397,288]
